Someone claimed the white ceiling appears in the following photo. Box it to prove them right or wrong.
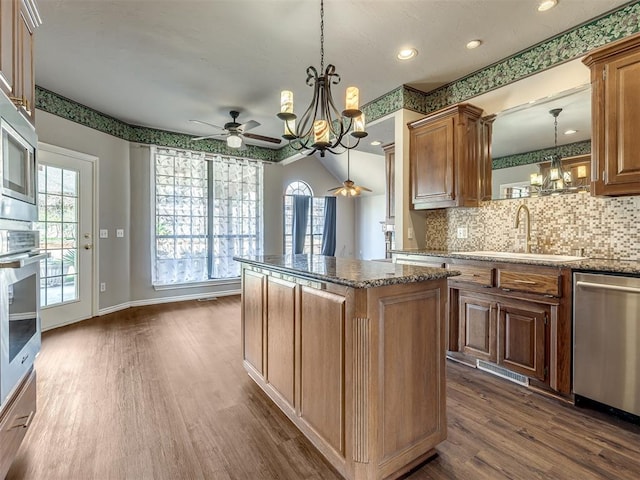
[34,0,631,189]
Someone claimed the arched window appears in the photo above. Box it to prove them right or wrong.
[283,181,325,254]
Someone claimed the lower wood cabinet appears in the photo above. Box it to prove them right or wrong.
[497,300,547,381]
[394,254,572,395]
[0,369,36,479]
[459,294,496,362]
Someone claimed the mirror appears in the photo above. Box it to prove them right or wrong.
[491,85,591,199]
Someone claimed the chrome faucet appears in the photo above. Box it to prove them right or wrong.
[514,204,532,253]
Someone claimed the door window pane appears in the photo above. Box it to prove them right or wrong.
[37,164,80,307]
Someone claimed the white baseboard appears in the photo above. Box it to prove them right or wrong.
[98,289,241,316]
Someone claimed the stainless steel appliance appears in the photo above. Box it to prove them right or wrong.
[0,93,37,222]
[574,272,640,418]
[0,229,46,406]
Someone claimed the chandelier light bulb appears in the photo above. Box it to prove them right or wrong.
[280,90,294,114]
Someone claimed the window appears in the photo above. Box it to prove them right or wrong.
[152,147,263,286]
[283,181,325,255]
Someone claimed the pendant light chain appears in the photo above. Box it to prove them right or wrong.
[320,0,325,72]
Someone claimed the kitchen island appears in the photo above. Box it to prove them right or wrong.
[234,255,458,480]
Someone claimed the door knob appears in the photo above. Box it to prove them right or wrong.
[84,244,93,250]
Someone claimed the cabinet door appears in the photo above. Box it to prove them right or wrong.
[411,116,455,207]
[600,50,640,193]
[16,0,34,124]
[458,294,496,362]
[242,270,265,376]
[497,302,546,381]
[266,277,296,409]
[0,0,17,98]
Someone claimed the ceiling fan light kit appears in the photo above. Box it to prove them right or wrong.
[277,0,367,157]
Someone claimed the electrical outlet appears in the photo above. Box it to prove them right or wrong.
[100,282,106,292]
[116,229,124,238]
[457,226,469,239]
[99,229,108,239]
[408,227,414,240]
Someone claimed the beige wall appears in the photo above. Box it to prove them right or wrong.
[36,110,131,311]
[264,156,356,257]
[36,111,357,311]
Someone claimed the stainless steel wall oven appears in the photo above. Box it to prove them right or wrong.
[0,230,45,405]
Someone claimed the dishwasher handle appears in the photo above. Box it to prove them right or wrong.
[576,280,640,295]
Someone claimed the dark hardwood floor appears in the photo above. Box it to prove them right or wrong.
[7,296,640,479]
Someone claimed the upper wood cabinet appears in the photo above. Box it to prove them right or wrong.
[583,33,640,196]
[408,103,492,209]
[0,0,40,125]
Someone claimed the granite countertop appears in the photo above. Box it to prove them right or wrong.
[233,254,459,289]
[392,249,640,275]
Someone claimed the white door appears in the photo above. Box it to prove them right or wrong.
[37,143,97,330]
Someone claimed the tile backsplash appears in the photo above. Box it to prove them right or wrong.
[424,193,640,260]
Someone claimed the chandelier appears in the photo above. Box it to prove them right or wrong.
[529,108,588,195]
[277,0,367,157]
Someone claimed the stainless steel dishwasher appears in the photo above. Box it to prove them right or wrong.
[574,272,640,418]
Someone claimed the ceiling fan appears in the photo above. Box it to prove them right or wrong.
[190,110,282,149]
[327,149,372,197]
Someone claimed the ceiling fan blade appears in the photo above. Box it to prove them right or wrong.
[242,132,282,144]
[189,119,226,131]
[327,186,343,192]
[192,133,228,141]
[332,188,345,196]
[357,185,372,192]
[239,120,260,132]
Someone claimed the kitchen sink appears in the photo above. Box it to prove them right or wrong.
[451,251,588,262]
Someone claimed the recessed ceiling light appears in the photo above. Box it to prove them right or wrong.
[370,140,382,146]
[397,48,418,60]
[538,0,558,12]
[466,39,482,49]
[564,129,577,135]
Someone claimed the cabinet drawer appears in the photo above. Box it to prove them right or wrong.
[497,270,560,297]
[0,370,36,479]
[447,264,494,287]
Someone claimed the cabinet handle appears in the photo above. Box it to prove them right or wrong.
[512,279,537,285]
[10,411,35,430]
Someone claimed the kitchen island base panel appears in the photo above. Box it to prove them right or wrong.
[239,260,448,480]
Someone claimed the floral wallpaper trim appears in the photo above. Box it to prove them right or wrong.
[36,2,640,160]
[492,140,592,169]
[35,86,280,162]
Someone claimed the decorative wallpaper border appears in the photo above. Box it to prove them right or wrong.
[36,1,640,161]
[492,140,592,169]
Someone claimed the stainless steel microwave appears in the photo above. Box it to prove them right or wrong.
[0,119,37,221]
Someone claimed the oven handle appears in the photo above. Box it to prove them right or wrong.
[0,252,48,269]
[576,280,640,295]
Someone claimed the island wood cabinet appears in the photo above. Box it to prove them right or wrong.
[0,0,40,125]
[408,103,492,209]
[240,263,448,480]
[583,32,640,196]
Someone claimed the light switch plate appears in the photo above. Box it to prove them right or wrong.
[407,227,414,240]
[116,229,124,238]
[457,226,468,239]
[99,229,108,239]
